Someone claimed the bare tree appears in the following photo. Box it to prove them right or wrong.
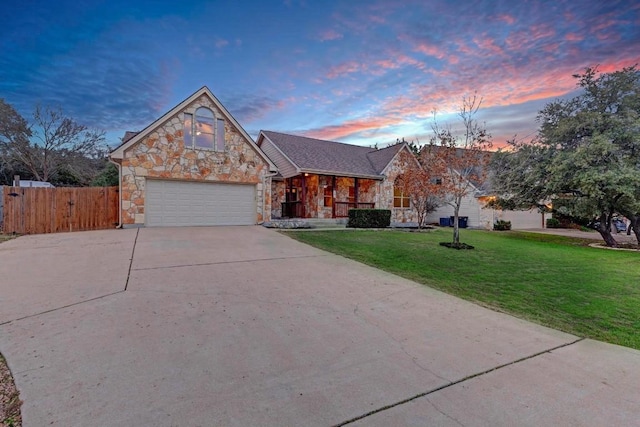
[1,102,106,184]
[430,95,493,245]
[396,148,444,229]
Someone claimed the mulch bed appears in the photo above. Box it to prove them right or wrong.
[0,353,21,427]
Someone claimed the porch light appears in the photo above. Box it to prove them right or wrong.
[304,173,309,177]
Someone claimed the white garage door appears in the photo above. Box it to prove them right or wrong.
[145,180,256,226]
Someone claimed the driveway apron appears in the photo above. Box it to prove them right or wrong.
[0,226,638,426]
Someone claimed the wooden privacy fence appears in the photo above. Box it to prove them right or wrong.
[1,186,119,235]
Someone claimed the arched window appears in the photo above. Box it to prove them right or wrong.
[184,107,225,151]
[194,107,215,149]
[393,175,410,208]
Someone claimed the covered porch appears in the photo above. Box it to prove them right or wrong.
[272,174,378,219]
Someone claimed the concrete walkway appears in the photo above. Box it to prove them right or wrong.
[0,226,639,426]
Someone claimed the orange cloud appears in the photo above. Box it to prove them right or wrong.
[304,116,404,141]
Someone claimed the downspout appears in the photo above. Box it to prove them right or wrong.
[108,157,123,229]
[260,171,278,224]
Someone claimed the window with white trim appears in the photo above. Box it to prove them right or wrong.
[184,107,225,151]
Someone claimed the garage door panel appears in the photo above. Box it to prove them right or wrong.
[146,180,256,227]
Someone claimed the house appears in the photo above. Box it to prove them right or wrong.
[109,87,277,227]
[108,85,545,229]
[256,131,420,223]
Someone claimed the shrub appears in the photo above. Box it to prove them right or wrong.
[493,220,512,231]
[546,218,561,228]
[347,209,391,228]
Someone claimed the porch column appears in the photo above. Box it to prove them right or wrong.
[332,175,336,218]
[301,174,306,218]
[354,177,359,206]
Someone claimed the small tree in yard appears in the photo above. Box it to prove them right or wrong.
[396,149,443,229]
[428,95,493,246]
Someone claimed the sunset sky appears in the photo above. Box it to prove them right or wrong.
[1,0,639,149]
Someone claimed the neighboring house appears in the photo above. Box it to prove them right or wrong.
[109,87,276,227]
[425,194,548,229]
[256,131,422,223]
[423,166,548,229]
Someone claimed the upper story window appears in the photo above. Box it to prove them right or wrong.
[184,107,225,151]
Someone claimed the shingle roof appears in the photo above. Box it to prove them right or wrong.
[122,131,140,144]
[261,131,404,179]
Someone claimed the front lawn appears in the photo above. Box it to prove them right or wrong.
[285,229,640,350]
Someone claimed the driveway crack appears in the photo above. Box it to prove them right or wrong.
[331,337,585,426]
[131,254,329,271]
[124,227,140,291]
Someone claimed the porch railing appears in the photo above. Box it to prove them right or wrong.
[281,201,302,218]
[335,202,375,218]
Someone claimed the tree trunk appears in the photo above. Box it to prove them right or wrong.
[453,206,460,244]
[628,215,640,245]
[597,213,618,247]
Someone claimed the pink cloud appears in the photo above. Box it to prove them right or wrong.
[318,29,343,42]
[375,59,401,70]
[472,36,504,55]
[375,53,426,71]
[529,24,556,41]
[326,61,363,79]
[496,14,515,25]
[565,33,583,42]
[414,42,446,59]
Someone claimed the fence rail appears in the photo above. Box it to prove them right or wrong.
[1,186,119,235]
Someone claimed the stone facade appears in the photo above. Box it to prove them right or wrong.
[119,94,271,225]
[378,147,419,223]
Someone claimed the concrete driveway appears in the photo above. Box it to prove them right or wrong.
[1,226,639,426]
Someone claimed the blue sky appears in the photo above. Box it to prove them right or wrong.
[1,0,638,149]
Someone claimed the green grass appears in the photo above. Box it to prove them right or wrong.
[285,229,640,350]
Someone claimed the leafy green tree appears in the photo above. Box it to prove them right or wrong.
[91,162,119,187]
[492,66,640,247]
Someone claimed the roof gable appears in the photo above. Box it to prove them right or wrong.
[258,131,405,179]
[110,87,276,170]
[367,143,405,174]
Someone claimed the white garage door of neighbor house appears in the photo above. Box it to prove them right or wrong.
[145,180,256,226]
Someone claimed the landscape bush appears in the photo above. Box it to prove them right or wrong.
[546,218,561,228]
[347,209,391,228]
[493,220,512,231]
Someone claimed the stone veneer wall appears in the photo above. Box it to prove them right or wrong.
[120,95,270,225]
[379,149,419,223]
[304,175,319,218]
[357,179,376,203]
[271,180,286,219]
